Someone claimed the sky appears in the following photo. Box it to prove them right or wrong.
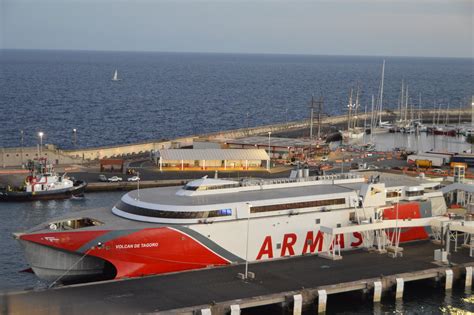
[1,0,472,58]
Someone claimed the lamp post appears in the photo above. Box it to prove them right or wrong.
[20,130,24,166]
[244,202,251,279]
[38,132,44,157]
[267,131,272,170]
[137,171,140,200]
[72,128,77,148]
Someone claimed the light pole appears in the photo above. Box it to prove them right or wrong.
[137,171,140,200]
[267,131,272,170]
[38,132,44,157]
[72,129,77,148]
[20,130,24,166]
[244,202,251,279]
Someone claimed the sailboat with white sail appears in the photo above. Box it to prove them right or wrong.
[112,69,121,81]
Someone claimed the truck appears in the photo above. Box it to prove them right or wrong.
[415,159,432,169]
[407,154,443,167]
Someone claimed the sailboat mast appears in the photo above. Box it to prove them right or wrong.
[379,60,385,126]
[354,85,360,129]
[364,100,367,131]
[458,102,462,126]
[348,89,353,132]
[370,95,375,143]
[418,93,422,122]
[404,85,409,123]
[445,102,450,125]
[399,80,404,123]
[437,103,442,125]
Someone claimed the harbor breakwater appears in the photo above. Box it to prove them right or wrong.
[0,108,472,168]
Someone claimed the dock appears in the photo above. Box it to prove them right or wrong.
[1,241,473,315]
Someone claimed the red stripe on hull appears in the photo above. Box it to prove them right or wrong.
[22,228,230,279]
[383,202,429,242]
[92,228,229,278]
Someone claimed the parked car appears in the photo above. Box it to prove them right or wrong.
[127,176,140,182]
[108,176,122,182]
[98,174,108,182]
[432,169,446,175]
[320,156,329,162]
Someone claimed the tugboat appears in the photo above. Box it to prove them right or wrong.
[0,159,87,201]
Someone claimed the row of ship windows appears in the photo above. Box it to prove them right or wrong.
[250,198,346,213]
[5,153,48,157]
[183,183,240,191]
[386,191,424,198]
[116,198,346,219]
[116,201,233,218]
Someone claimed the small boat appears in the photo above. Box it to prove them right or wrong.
[112,69,120,81]
[430,126,456,137]
[0,159,87,202]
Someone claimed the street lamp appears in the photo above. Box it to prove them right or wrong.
[38,132,44,157]
[244,202,251,279]
[72,129,77,148]
[267,131,272,170]
[20,130,24,166]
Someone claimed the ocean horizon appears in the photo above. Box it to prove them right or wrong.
[1,49,472,149]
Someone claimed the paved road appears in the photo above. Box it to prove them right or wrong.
[2,242,472,315]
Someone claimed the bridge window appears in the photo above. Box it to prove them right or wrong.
[250,198,346,213]
[405,190,424,197]
[115,201,232,219]
[386,191,401,198]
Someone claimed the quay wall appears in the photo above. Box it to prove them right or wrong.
[1,109,472,167]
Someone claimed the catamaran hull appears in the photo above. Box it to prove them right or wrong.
[18,239,112,283]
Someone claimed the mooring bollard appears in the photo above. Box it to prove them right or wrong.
[373,281,382,303]
[317,289,327,313]
[395,278,404,299]
[293,294,302,315]
[466,266,473,288]
[200,308,212,315]
[445,269,453,290]
[230,304,240,315]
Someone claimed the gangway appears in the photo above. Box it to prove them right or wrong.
[319,216,449,260]
[431,218,474,257]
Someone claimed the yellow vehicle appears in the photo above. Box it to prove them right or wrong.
[415,159,432,168]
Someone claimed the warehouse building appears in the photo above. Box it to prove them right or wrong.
[157,149,270,171]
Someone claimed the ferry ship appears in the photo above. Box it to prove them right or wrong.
[15,171,447,284]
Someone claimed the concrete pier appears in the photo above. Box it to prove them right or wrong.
[1,242,472,315]
[466,266,473,288]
